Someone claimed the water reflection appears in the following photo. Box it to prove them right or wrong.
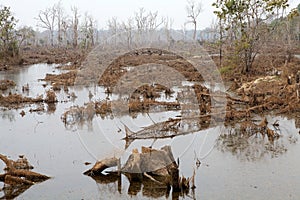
[0,184,32,200]
[84,145,196,199]
[89,169,194,199]
[0,109,16,122]
[0,64,60,98]
[217,117,299,161]
[46,103,56,114]
[0,60,299,199]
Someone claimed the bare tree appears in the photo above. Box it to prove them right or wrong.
[107,17,119,45]
[54,1,64,45]
[88,15,96,46]
[147,11,164,31]
[36,7,57,46]
[181,24,187,41]
[134,8,165,33]
[81,12,96,49]
[163,17,174,47]
[186,0,202,40]
[61,18,70,46]
[135,8,148,33]
[121,17,134,48]
[71,6,79,48]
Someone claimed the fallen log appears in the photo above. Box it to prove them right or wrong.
[83,157,119,176]
[0,154,50,186]
[4,175,34,185]
[8,170,50,182]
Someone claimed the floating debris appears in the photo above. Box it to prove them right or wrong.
[45,90,57,103]
[19,110,25,117]
[122,115,210,148]
[22,83,29,92]
[0,154,50,199]
[61,102,96,126]
[0,79,16,91]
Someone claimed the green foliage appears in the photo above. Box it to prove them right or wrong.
[287,8,299,20]
[219,65,233,74]
[212,0,289,73]
[0,6,18,57]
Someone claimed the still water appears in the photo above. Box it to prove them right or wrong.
[0,64,300,199]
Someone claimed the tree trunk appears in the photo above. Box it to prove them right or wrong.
[193,21,197,40]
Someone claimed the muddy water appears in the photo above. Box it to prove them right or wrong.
[0,64,300,199]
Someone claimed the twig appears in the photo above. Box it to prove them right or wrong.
[0,154,14,170]
[143,172,163,185]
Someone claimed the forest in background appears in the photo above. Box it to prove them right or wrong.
[0,0,299,76]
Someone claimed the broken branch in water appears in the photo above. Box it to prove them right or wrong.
[0,154,50,186]
[83,157,120,176]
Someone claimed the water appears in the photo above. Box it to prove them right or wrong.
[0,64,300,199]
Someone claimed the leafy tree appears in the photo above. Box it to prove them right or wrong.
[0,6,18,57]
[213,0,289,73]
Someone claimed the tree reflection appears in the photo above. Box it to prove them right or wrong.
[216,120,298,161]
[0,109,15,122]
[0,184,31,200]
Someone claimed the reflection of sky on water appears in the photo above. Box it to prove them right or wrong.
[0,64,300,199]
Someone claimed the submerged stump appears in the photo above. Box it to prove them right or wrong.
[84,145,191,193]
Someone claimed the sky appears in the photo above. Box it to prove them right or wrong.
[1,0,299,31]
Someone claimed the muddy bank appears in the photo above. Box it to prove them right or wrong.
[1,46,299,125]
[42,70,77,88]
[0,47,88,71]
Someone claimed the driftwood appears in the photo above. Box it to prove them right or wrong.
[0,154,50,186]
[83,157,119,176]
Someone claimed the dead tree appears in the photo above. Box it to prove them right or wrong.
[186,0,202,40]
[121,17,134,48]
[71,6,80,48]
[107,17,119,46]
[36,6,57,46]
[81,13,96,49]
[54,1,64,46]
[61,18,69,46]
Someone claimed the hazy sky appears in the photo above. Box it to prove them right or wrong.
[1,0,299,30]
